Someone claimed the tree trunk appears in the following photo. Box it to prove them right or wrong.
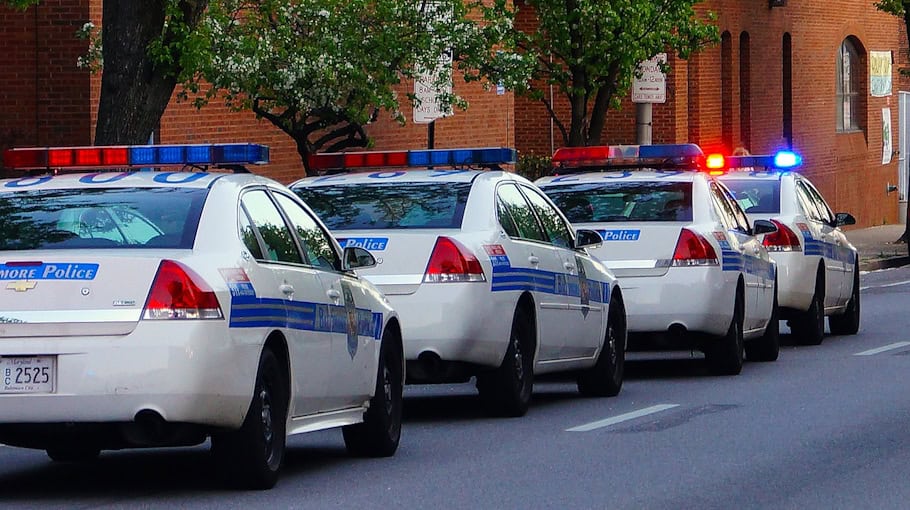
[94,0,207,145]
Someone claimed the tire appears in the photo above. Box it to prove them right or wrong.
[746,286,780,362]
[791,272,825,345]
[577,292,626,397]
[476,306,534,417]
[212,347,288,490]
[46,446,100,462]
[829,266,860,336]
[706,289,744,376]
[343,329,403,457]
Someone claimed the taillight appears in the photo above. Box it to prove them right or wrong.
[762,220,802,252]
[423,237,486,283]
[672,229,719,266]
[143,260,223,320]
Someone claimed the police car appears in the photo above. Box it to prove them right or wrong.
[291,147,625,418]
[712,152,859,344]
[0,144,403,490]
[536,144,779,375]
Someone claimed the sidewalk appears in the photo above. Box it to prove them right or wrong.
[844,224,910,271]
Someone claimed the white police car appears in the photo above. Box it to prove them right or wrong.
[0,144,403,490]
[713,152,859,344]
[291,148,625,418]
[536,144,779,375]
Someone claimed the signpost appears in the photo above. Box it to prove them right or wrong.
[632,53,667,144]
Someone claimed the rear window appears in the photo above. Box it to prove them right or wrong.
[540,181,693,222]
[294,183,471,230]
[721,179,781,213]
[0,187,207,250]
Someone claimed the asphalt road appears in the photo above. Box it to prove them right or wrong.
[3,266,910,509]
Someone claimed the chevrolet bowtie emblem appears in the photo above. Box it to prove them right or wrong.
[6,281,37,292]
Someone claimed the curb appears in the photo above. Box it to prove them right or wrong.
[860,256,910,272]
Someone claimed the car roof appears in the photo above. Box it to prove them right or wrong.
[0,171,278,192]
[536,169,704,185]
[292,169,494,188]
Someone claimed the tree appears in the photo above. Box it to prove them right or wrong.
[876,0,910,246]
[191,0,525,175]
[2,0,208,145]
[498,0,719,147]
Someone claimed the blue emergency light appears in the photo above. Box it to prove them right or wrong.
[721,150,803,171]
[552,143,705,171]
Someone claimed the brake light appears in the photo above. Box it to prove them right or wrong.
[762,220,802,252]
[423,237,486,283]
[143,260,223,320]
[672,229,719,266]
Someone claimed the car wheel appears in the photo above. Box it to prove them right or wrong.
[343,328,403,457]
[476,306,534,417]
[46,445,100,462]
[577,291,626,397]
[212,347,288,490]
[829,266,860,336]
[791,272,825,345]
[746,286,780,362]
[706,289,744,375]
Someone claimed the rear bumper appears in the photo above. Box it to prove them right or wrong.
[0,321,259,428]
[621,267,735,337]
[383,282,514,368]
[771,251,816,312]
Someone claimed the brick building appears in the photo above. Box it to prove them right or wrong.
[1,1,908,227]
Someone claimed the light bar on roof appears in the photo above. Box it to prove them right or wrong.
[725,150,802,170]
[307,147,517,172]
[552,143,705,168]
[3,143,270,170]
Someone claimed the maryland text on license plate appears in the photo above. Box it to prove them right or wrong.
[1,356,56,393]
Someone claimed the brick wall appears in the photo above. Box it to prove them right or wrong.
[0,1,91,162]
[514,0,910,228]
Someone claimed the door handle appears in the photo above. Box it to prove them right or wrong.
[280,284,295,296]
[564,262,576,271]
[326,288,341,300]
[528,256,540,265]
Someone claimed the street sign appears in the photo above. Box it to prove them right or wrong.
[414,51,453,124]
[632,53,667,104]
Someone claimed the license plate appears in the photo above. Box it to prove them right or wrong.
[1,356,56,394]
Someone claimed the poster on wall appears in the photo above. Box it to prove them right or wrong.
[870,51,893,97]
[883,107,893,165]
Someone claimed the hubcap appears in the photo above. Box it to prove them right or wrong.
[260,388,273,448]
[512,334,524,382]
[382,363,394,416]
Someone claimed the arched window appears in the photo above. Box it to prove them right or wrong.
[782,33,792,147]
[739,32,751,150]
[836,38,862,132]
[721,31,733,151]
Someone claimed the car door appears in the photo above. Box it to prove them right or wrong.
[495,182,567,361]
[271,190,376,408]
[239,188,336,416]
[520,184,602,360]
[800,179,851,304]
[794,179,842,307]
[709,182,766,331]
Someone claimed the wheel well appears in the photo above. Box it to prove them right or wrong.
[516,291,537,349]
[610,287,628,349]
[264,331,291,407]
[736,277,745,318]
[816,263,825,294]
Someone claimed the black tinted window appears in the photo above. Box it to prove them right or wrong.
[722,179,781,214]
[541,182,693,222]
[294,183,470,230]
[0,188,206,250]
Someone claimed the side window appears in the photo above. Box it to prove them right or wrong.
[717,182,752,233]
[802,180,835,223]
[709,182,742,232]
[795,182,824,222]
[521,185,574,248]
[496,197,521,238]
[238,206,265,260]
[273,192,341,272]
[240,189,303,264]
[496,183,547,242]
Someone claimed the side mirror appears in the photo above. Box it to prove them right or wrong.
[834,212,856,227]
[574,229,603,249]
[752,219,778,236]
[342,246,376,270]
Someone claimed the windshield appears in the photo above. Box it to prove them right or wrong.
[540,181,693,222]
[0,187,207,250]
[294,182,472,230]
[721,179,781,213]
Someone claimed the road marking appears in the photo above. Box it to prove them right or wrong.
[566,404,679,432]
[860,280,910,291]
[855,341,910,356]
